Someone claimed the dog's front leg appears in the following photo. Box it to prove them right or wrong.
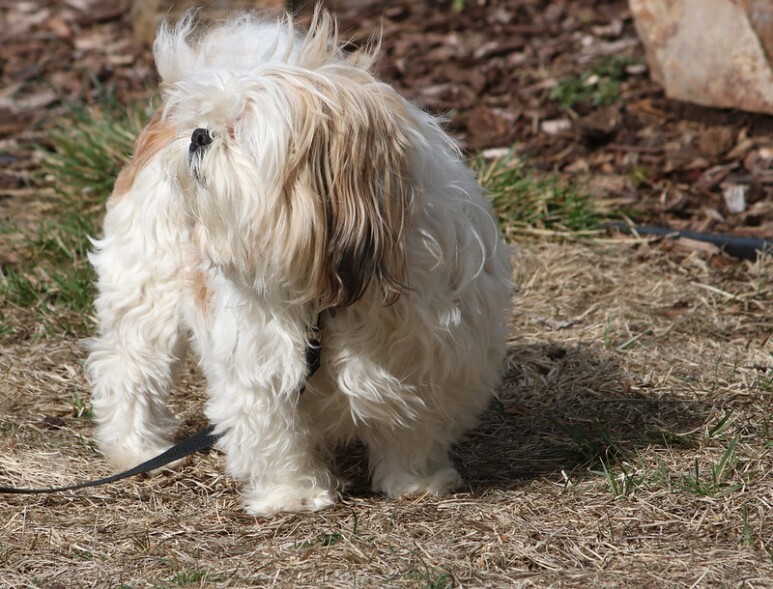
[214,398,336,515]
[87,174,190,472]
[200,286,335,515]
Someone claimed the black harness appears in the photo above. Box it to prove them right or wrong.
[0,327,322,495]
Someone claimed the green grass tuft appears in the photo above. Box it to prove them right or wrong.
[549,55,640,110]
[72,391,94,420]
[477,150,608,238]
[1,90,152,338]
[677,437,743,498]
[169,570,206,586]
[1,212,98,336]
[592,458,642,498]
[41,87,151,203]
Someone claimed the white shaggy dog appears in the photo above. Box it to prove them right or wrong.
[86,9,512,515]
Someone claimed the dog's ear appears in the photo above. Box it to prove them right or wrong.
[284,82,415,310]
[110,111,176,207]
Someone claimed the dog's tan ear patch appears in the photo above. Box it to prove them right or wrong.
[109,111,177,206]
[284,84,415,310]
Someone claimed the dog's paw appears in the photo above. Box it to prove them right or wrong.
[376,466,463,497]
[242,485,338,515]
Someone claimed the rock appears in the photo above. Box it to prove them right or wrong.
[540,118,571,136]
[722,183,748,214]
[629,0,773,115]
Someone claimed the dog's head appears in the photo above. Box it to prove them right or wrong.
[160,11,416,309]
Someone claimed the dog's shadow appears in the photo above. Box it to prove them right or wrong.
[334,341,706,495]
[457,341,705,492]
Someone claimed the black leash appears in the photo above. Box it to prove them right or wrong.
[0,426,220,494]
[608,223,772,261]
[1,318,323,495]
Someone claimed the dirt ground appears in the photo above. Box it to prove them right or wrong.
[1,1,771,588]
[1,242,771,588]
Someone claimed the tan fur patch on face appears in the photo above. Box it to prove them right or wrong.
[109,111,177,206]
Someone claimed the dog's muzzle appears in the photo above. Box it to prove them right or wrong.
[189,128,214,154]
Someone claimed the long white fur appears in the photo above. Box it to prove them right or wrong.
[87,10,512,515]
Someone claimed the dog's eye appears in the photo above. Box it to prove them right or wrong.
[190,128,214,152]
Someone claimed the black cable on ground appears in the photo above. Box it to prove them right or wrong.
[608,223,771,261]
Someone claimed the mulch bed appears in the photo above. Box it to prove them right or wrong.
[1,0,771,239]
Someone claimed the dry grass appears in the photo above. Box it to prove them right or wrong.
[1,238,771,588]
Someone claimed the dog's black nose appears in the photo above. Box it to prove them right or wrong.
[190,128,213,152]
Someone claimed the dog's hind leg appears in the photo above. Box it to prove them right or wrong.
[363,424,464,498]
